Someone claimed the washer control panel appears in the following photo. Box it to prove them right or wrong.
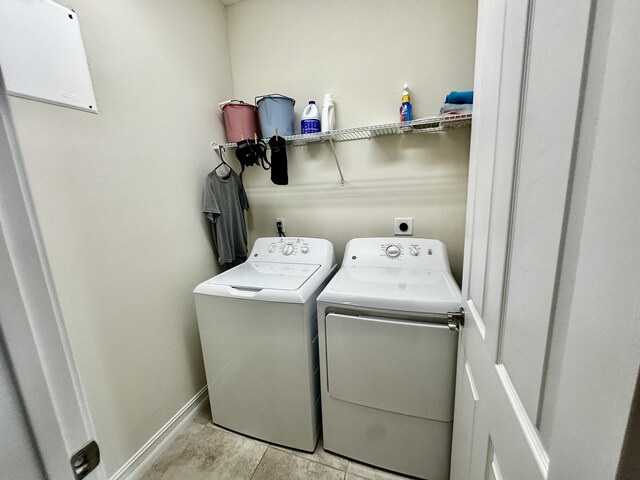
[343,237,448,269]
[272,238,310,257]
[250,237,334,265]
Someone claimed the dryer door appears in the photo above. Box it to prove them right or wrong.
[325,313,458,422]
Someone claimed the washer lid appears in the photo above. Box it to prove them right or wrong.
[206,261,321,291]
[319,266,461,313]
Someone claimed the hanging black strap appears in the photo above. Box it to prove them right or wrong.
[256,140,270,171]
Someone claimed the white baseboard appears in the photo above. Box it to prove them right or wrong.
[109,386,209,480]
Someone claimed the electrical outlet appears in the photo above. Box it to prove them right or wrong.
[394,217,414,236]
[275,217,285,234]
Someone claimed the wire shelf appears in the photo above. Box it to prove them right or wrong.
[211,113,472,149]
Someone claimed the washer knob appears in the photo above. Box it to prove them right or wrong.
[301,246,310,254]
[268,244,277,253]
[409,246,419,256]
[282,243,295,256]
[385,245,401,258]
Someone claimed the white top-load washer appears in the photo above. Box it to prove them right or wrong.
[194,237,336,452]
[317,238,461,480]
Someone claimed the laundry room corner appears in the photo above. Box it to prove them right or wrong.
[5,0,234,476]
[4,0,640,478]
[225,0,477,283]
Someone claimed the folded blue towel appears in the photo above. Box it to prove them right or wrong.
[445,91,473,104]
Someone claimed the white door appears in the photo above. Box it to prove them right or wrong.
[0,70,106,479]
[450,0,640,479]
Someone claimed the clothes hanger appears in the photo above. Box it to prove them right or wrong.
[214,146,232,177]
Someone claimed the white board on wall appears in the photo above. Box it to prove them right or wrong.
[0,0,97,113]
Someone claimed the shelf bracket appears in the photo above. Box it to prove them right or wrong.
[327,138,345,186]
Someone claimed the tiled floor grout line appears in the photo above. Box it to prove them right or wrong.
[295,453,346,474]
[267,444,350,476]
[281,449,411,480]
[248,444,270,480]
[274,446,350,472]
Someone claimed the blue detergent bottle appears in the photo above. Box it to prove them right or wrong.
[400,83,412,123]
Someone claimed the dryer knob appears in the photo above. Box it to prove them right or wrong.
[282,243,295,256]
[410,246,419,256]
[268,244,277,253]
[301,246,310,254]
[386,245,401,258]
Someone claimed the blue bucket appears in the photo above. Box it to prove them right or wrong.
[256,94,296,137]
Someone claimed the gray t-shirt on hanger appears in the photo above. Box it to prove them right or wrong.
[202,169,249,266]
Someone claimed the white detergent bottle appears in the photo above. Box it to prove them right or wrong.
[321,93,335,132]
[301,101,321,134]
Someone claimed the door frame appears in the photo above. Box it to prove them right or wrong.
[0,68,106,479]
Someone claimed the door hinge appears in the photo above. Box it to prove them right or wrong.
[70,440,100,479]
[447,308,465,331]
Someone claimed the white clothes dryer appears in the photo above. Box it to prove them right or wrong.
[317,238,461,480]
[194,237,336,452]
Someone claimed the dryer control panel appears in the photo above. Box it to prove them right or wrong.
[250,237,336,266]
[341,237,451,270]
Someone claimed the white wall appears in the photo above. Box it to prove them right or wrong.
[226,0,477,281]
[7,0,233,475]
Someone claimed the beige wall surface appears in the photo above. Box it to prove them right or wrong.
[8,0,233,475]
[226,0,477,282]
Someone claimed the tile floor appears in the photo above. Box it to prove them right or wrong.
[140,403,413,480]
